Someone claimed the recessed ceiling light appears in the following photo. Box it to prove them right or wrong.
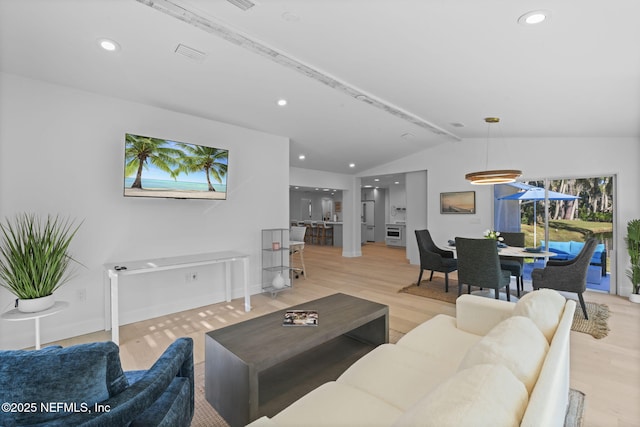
[394,181,400,185]
[349,163,356,168]
[277,99,287,106]
[298,154,305,160]
[518,10,549,25]
[374,178,380,182]
[98,38,120,52]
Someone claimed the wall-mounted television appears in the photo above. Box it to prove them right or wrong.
[124,133,228,200]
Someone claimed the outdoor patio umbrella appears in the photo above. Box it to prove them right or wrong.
[498,183,579,246]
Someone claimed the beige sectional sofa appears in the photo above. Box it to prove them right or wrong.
[247,289,576,427]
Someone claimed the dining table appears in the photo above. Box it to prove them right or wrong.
[495,245,556,259]
[446,243,555,259]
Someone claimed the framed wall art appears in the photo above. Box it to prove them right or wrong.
[440,191,476,214]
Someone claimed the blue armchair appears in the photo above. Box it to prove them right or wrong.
[0,337,194,427]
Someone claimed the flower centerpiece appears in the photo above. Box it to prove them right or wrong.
[484,230,504,242]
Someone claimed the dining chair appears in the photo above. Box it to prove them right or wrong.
[455,237,512,301]
[532,238,597,319]
[498,231,525,296]
[415,229,457,292]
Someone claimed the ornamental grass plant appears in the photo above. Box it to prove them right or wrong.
[626,218,640,295]
[0,213,82,300]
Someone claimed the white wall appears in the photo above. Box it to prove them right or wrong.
[0,73,290,349]
[406,171,428,265]
[387,183,407,224]
[361,136,640,296]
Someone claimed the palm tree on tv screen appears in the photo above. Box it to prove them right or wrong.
[174,143,228,191]
[125,134,181,189]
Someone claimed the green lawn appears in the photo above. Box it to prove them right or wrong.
[521,220,612,247]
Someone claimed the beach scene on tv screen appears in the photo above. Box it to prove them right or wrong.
[124,133,228,200]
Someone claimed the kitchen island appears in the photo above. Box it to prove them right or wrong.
[325,221,343,246]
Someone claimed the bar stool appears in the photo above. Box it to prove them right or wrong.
[289,226,307,279]
[318,222,333,246]
[303,221,316,244]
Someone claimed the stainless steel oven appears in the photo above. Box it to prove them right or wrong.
[385,225,406,247]
[386,226,402,240]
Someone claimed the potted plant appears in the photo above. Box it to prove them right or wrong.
[0,213,82,312]
[626,218,640,303]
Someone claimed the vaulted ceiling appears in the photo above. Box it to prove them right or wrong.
[1,0,638,175]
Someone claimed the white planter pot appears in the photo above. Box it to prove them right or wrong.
[17,294,55,313]
[629,293,640,304]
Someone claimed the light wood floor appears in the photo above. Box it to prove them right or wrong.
[52,242,639,427]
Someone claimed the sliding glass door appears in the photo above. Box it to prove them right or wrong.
[495,176,615,294]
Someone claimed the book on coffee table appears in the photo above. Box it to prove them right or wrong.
[283,310,318,326]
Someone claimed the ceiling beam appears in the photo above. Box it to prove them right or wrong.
[137,0,461,141]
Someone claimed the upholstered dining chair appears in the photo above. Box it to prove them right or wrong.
[498,231,525,296]
[415,229,457,292]
[455,237,512,301]
[532,238,597,319]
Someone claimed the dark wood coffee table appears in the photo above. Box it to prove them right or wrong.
[205,293,389,427]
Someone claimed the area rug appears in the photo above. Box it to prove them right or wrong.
[565,388,586,427]
[399,277,610,339]
[193,362,229,427]
[399,276,519,304]
[571,301,610,339]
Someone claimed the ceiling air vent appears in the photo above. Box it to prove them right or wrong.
[226,0,256,11]
[174,44,206,62]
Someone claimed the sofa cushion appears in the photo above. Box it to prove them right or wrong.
[396,314,481,365]
[569,240,585,256]
[458,316,549,394]
[513,289,566,343]
[271,381,402,427]
[0,341,128,426]
[548,240,571,254]
[393,364,528,427]
[338,344,457,411]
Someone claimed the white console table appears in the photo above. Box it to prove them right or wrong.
[104,251,250,345]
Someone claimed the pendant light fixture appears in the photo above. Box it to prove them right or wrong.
[465,117,522,185]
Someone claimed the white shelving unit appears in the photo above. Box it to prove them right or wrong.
[262,228,292,297]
